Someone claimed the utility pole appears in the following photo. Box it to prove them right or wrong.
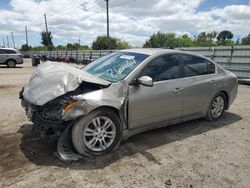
[11,32,15,49]
[44,13,50,45]
[104,0,110,38]
[6,35,9,48]
[2,38,5,47]
[25,26,28,46]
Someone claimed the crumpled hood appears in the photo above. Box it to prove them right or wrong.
[23,62,110,106]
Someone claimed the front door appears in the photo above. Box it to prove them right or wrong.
[128,53,184,129]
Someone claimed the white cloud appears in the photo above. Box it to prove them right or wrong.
[0,0,250,47]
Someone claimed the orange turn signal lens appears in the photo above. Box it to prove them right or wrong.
[64,101,80,112]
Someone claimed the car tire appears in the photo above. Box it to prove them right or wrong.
[72,108,122,156]
[207,92,227,121]
[6,60,16,68]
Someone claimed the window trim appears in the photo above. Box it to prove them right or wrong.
[180,54,217,78]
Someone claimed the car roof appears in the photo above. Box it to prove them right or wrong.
[120,48,212,61]
[120,48,178,55]
[0,47,18,51]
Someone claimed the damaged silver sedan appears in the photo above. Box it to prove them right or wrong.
[20,49,238,161]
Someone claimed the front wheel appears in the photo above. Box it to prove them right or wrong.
[207,92,226,121]
[72,108,122,156]
[7,60,16,68]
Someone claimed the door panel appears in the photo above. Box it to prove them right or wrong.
[128,53,184,129]
[0,50,7,63]
[180,54,217,117]
[128,79,184,128]
[181,75,216,117]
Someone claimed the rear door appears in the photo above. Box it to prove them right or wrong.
[128,53,185,128]
[180,54,217,117]
[0,49,7,64]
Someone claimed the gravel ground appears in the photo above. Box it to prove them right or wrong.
[0,59,250,188]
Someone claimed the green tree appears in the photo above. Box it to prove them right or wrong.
[20,44,31,51]
[207,31,217,40]
[143,32,170,48]
[195,32,215,47]
[116,39,131,49]
[56,45,66,50]
[180,34,195,47]
[241,33,250,45]
[31,45,47,51]
[92,36,130,50]
[79,45,90,50]
[143,32,194,48]
[235,38,241,45]
[41,31,53,46]
[65,43,90,50]
[216,30,234,46]
[66,43,78,50]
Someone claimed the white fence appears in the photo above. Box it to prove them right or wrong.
[25,45,250,79]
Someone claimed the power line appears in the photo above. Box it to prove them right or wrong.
[49,0,88,21]
[11,32,15,49]
[110,0,136,8]
[6,35,9,47]
[49,0,82,20]
[2,38,5,47]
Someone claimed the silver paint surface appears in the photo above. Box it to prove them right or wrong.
[23,49,238,139]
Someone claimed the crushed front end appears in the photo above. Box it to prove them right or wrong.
[19,82,108,162]
[20,90,73,138]
[19,89,84,161]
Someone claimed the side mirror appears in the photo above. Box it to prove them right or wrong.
[137,76,153,87]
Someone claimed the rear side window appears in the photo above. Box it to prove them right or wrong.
[5,50,16,54]
[139,54,181,82]
[0,49,16,54]
[182,54,215,77]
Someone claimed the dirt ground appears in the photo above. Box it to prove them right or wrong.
[0,59,250,188]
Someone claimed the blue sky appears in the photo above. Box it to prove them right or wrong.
[197,0,249,11]
[0,0,250,48]
[0,0,11,9]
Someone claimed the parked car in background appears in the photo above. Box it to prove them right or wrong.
[0,48,23,68]
[20,48,238,161]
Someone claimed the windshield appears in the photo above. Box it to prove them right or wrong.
[82,52,149,82]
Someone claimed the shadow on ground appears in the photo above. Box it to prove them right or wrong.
[0,66,23,69]
[8,112,243,170]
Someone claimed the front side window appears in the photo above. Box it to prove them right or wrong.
[139,54,181,82]
[4,50,16,54]
[82,52,149,82]
[182,54,215,77]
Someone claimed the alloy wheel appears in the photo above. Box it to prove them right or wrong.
[83,116,116,152]
[7,61,16,68]
[211,96,225,118]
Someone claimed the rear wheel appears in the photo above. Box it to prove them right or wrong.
[72,108,122,156]
[6,60,16,68]
[207,92,226,121]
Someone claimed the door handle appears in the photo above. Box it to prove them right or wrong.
[210,80,217,84]
[173,87,183,93]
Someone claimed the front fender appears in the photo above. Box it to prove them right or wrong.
[61,83,128,129]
